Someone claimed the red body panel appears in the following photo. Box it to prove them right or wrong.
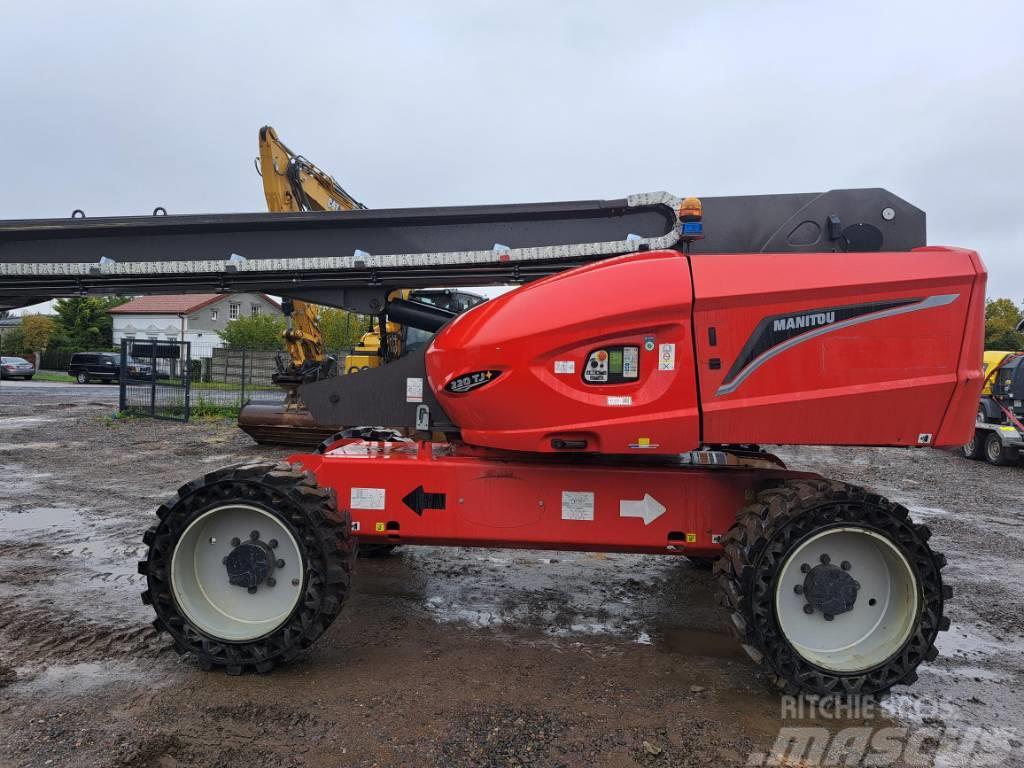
[692,246,986,447]
[294,442,810,556]
[427,251,700,454]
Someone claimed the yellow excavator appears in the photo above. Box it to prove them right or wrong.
[237,127,484,445]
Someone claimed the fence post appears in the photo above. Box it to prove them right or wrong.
[150,341,157,418]
[119,339,127,412]
[240,349,247,405]
[183,341,191,421]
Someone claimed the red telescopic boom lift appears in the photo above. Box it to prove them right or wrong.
[0,186,984,697]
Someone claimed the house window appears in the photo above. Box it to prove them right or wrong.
[211,308,218,321]
[251,304,262,317]
[229,303,240,320]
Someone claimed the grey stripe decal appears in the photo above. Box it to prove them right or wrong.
[715,293,960,396]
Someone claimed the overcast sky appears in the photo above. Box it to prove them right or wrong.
[2,0,1021,313]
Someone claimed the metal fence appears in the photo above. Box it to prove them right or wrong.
[119,340,285,421]
[120,339,191,420]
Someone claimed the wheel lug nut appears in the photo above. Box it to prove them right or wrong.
[824,614,834,621]
[269,539,279,549]
[250,530,260,540]
[803,605,814,615]
[800,563,811,574]
[291,578,300,587]
[841,560,852,571]
[276,559,285,569]
[820,553,831,565]
[267,577,276,587]
[231,537,240,547]
[793,585,803,595]
[247,586,258,594]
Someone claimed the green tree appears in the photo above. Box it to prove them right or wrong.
[984,298,1024,351]
[319,308,370,352]
[50,296,130,350]
[0,326,26,355]
[221,314,287,351]
[21,314,55,351]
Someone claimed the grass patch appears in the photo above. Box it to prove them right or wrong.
[29,371,76,383]
[188,399,242,420]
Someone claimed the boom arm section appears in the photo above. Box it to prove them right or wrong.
[0,188,924,313]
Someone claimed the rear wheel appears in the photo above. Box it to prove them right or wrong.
[76,372,89,384]
[714,479,950,698]
[139,462,353,673]
[962,431,984,460]
[984,432,1018,466]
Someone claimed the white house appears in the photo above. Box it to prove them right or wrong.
[109,293,282,352]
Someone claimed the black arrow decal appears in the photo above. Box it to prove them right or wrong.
[402,486,447,516]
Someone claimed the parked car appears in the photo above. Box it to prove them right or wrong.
[0,356,36,380]
[67,352,153,384]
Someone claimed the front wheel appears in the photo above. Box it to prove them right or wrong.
[139,462,353,674]
[715,480,950,698]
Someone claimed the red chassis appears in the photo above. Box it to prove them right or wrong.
[292,244,985,557]
[293,440,815,557]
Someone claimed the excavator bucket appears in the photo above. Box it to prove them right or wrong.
[236,402,338,446]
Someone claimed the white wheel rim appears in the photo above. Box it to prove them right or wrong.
[170,504,305,642]
[775,527,919,673]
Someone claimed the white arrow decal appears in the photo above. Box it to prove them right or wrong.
[619,494,666,526]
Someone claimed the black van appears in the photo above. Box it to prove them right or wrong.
[67,352,153,384]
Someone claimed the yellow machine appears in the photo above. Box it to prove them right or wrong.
[237,127,485,445]
[237,126,367,444]
[982,350,1014,395]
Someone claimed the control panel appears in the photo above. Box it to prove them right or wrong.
[582,345,639,385]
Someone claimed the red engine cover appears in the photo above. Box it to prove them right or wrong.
[426,246,985,454]
[427,251,701,454]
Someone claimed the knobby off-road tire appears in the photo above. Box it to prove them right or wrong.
[139,462,354,674]
[714,479,951,698]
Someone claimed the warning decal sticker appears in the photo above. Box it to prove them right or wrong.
[658,343,676,371]
[350,487,386,510]
[406,377,424,403]
[623,347,639,378]
[561,491,595,521]
[554,360,576,374]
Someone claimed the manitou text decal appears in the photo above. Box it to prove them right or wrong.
[716,294,960,396]
[772,311,836,332]
[445,370,501,394]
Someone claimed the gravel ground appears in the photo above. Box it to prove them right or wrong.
[1,382,1022,767]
